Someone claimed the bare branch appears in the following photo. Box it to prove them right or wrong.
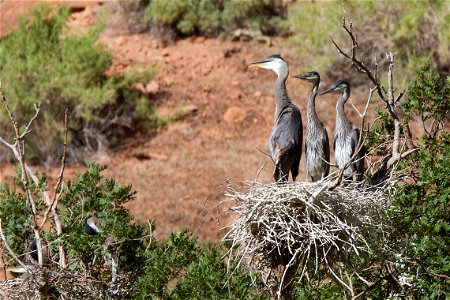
[19,103,41,139]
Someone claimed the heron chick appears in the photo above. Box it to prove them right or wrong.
[84,216,101,235]
[293,71,330,182]
[249,54,303,182]
[320,80,365,181]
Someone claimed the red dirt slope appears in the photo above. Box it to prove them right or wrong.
[0,1,373,241]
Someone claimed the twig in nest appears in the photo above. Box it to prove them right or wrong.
[224,180,393,297]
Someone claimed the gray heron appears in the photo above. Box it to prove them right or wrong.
[293,71,330,181]
[249,54,303,182]
[320,80,365,181]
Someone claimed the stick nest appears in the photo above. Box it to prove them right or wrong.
[0,266,132,300]
[224,180,394,290]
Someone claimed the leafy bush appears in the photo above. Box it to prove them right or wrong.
[133,230,266,299]
[0,4,158,164]
[0,162,265,298]
[385,133,450,299]
[58,163,149,282]
[287,0,449,85]
[403,63,450,137]
[385,64,450,298]
[144,0,286,37]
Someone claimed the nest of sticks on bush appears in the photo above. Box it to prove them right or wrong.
[224,179,394,297]
[0,265,132,300]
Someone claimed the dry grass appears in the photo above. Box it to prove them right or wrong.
[224,179,394,298]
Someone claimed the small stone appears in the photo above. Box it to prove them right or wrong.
[253,91,262,97]
[145,81,160,94]
[179,104,198,116]
[195,36,206,43]
[116,36,127,46]
[223,107,247,124]
[148,152,169,161]
[132,82,146,93]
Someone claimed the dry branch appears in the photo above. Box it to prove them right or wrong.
[330,18,417,184]
[0,82,67,270]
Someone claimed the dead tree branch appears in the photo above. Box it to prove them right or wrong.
[0,82,67,269]
[330,18,417,184]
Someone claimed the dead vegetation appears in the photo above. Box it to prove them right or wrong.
[225,180,393,299]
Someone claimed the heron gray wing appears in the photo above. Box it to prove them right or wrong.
[350,126,360,157]
[351,125,365,180]
[271,105,302,181]
[322,126,330,177]
[271,107,298,159]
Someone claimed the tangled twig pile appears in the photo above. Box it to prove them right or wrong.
[0,266,132,299]
[224,180,394,298]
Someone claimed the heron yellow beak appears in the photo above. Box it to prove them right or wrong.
[248,59,270,68]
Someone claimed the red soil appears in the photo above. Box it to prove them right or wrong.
[0,0,381,243]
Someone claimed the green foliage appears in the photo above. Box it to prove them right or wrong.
[59,163,149,280]
[0,4,158,163]
[287,1,449,83]
[287,1,343,71]
[403,63,450,134]
[133,229,266,299]
[365,108,395,155]
[144,0,285,37]
[0,163,264,297]
[0,184,34,257]
[122,65,159,86]
[389,133,450,298]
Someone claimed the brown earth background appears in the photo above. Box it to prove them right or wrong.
[0,0,419,243]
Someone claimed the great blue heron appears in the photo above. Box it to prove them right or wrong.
[293,71,330,181]
[249,54,302,182]
[84,216,101,235]
[320,80,365,181]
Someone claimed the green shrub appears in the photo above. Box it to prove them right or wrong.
[403,63,450,137]
[389,133,450,298]
[0,4,158,164]
[287,0,449,84]
[0,162,265,298]
[133,229,266,299]
[0,182,36,257]
[384,64,450,298]
[58,163,149,281]
[144,0,286,37]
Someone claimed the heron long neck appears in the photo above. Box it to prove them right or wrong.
[335,89,352,133]
[307,81,320,130]
[274,66,290,121]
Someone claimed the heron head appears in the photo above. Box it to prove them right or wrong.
[85,216,101,235]
[292,71,320,84]
[248,54,287,77]
[319,80,350,95]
